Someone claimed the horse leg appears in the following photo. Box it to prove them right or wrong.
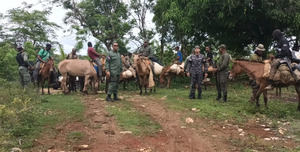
[255,81,268,108]
[83,76,90,94]
[48,78,51,95]
[279,87,282,97]
[138,76,143,95]
[41,79,44,95]
[167,76,171,88]
[295,85,300,111]
[263,90,268,109]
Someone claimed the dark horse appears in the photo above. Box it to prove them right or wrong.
[38,59,55,94]
[229,59,300,111]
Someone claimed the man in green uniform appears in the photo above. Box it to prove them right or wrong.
[215,44,230,102]
[105,42,123,102]
[16,46,31,88]
[33,44,52,84]
[249,44,265,101]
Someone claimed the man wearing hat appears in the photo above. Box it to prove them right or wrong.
[16,46,31,88]
[215,44,230,102]
[249,44,265,101]
[251,44,265,62]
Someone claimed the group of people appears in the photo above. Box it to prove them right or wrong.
[15,29,300,104]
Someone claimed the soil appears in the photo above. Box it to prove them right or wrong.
[30,93,298,152]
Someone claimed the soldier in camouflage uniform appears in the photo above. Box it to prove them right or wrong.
[249,44,265,101]
[186,46,208,99]
[105,42,123,102]
[216,44,230,102]
[16,46,31,88]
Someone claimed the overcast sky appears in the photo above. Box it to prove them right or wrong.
[0,0,156,55]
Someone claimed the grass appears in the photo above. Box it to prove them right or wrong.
[106,100,161,136]
[0,80,85,152]
[67,131,85,143]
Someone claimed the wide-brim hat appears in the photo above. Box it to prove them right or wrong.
[256,44,265,51]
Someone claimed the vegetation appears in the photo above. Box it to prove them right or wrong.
[0,80,84,151]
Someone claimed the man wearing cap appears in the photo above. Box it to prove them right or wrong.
[186,46,208,99]
[33,44,52,84]
[16,46,31,88]
[249,44,265,101]
[215,44,230,102]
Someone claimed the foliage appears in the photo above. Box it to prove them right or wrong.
[54,0,133,51]
[6,6,60,47]
[154,0,300,57]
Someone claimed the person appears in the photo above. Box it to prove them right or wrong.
[267,29,300,89]
[67,48,79,59]
[215,44,230,102]
[205,46,214,66]
[16,46,31,88]
[105,42,122,102]
[138,40,162,65]
[186,46,208,99]
[66,48,79,92]
[33,44,52,84]
[87,42,102,79]
[175,46,183,63]
[249,44,265,101]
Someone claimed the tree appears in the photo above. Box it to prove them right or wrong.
[54,0,133,51]
[154,0,300,57]
[6,5,60,47]
[129,0,155,44]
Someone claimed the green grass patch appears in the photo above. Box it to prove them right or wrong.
[0,81,84,151]
[106,100,161,136]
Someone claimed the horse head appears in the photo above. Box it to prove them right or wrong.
[229,60,243,80]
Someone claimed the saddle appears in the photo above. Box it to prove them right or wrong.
[272,58,300,84]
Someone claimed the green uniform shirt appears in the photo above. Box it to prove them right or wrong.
[139,46,154,58]
[217,52,230,72]
[250,53,263,62]
[105,51,122,75]
[38,49,51,62]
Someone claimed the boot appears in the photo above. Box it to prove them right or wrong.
[216,93,221,101]
[189,94,195,99]
[106,94,113,102]
[113,93,121,101]
[197,94,202,99]
[223,94,227,102]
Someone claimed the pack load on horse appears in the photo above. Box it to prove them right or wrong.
[159,62,185,88]
[58,59,98,94]
[120,54,136,80]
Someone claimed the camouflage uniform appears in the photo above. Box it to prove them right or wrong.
[186,54,208,99]
[16,51,31,88]
[106,50,122,99]
[216,52,230,102]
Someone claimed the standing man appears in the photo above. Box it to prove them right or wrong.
[175,46,183,63]
[205,46,214,66]
[87,42,102,79]
[186,46,208,99]
[33,44,52,84]
[249,44,265,101]
[16,46,31,88]
[105,42,122,102]
[215,44,230,102]
[67,48,79,92]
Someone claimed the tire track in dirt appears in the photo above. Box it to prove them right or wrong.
[127,95,236,152]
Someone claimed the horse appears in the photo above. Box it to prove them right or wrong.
[159,63,185,88]
[38,58,55,95]
[58,59,98,94]
[229,59,300,111]
[132,54,154,95]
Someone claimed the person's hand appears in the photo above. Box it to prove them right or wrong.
[106,71,110,79]
[186,72,190,77]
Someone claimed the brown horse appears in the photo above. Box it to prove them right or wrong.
[133,54,154,95]
[159,63,185,88]
[39,58,55,95]
[230,59,300,111]
[58,59,98,94]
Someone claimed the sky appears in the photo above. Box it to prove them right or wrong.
[0,0,156,55]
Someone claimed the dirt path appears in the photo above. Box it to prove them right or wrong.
[31,94,297,152]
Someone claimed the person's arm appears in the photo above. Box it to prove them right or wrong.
[91,48,101,57]
[217,54,229,72]
[203,57,208,74]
